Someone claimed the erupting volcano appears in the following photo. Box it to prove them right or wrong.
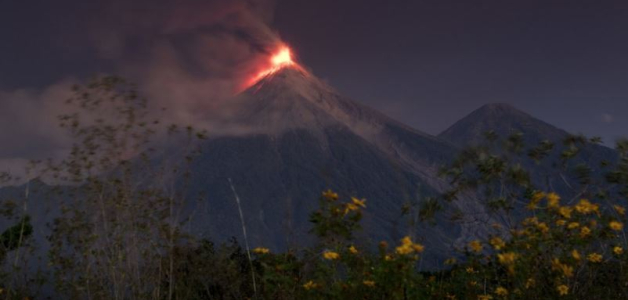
[189,40,475,267]
[241,45,306,91]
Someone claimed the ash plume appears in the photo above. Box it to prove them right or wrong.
[0,0,282,176]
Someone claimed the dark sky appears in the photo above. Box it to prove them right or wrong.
[1,0,627,157]
[271,0,628,142]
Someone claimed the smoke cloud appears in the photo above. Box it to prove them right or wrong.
[0,0,282,176]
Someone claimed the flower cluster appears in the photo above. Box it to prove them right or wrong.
[395,236,425,256]
[250,190,627,300]
[449,191,628,299]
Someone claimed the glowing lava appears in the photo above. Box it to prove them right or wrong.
[240,45,305,92]
[271,48,294,67]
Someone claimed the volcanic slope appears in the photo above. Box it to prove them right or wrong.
[186,66,482,265]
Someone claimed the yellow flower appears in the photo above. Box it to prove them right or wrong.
[396,236,414,255]
[348,245,358,254]
[323,251,340,260]
[551,258,562,270]
[466,267,474,273]
[395,244,413,255]
[556,219,567,226]
[412,243,425,253]
[567,222,580,229]
[614,246,624,255]
[477,295,493,300]
[322,189,339,201]
[560,264,574,278]
[558,206,573,219]
[537,222,550,234]
[252,247,270,254]
[344,203,359,215]
[303,280,318,290]
[363,280,375,287]
[395,236,424,255]
[351,197,367,208]
[547,192,560,208]
[527,192,544,209]
[575,199,598,214]
[572,249,581,261]
[532,191,545,202]
[613,205,626,215]
[580,226,591,238]
[531,191,546,202]
[495,286,508,297]
[384,254,393,261]
[489,237,506,250]
[557,284,569,296]
[444,257,457,265]
[468,240,483,253]
[610,221,624,231]
[525,278,535,289]
[497,252,517,265]
[587,253,603,263]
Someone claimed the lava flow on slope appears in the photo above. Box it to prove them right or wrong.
[240,45,307,92]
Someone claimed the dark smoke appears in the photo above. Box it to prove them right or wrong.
[0,0,281,177]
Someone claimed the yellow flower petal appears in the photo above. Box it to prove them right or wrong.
[323,251,340,260]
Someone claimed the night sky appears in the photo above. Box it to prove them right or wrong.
[272,0,628,142]
[1,0,627,168]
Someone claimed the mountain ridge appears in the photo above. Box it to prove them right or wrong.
[439,103,571,147]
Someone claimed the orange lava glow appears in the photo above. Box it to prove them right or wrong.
[240,45,304,92]
[271,48,294,67]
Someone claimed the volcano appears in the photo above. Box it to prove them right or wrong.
[184,58,622,266]
[185,64,489,267]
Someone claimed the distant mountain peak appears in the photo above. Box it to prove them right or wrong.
[477,102,521,113]
[439,103,568,147]
[479,102,515,109]
[467,103,533,119]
